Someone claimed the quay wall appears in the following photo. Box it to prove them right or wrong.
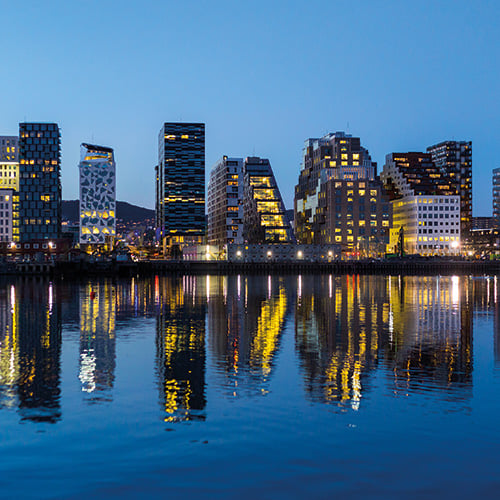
[2,259,500,277]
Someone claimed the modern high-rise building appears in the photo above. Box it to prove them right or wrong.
[493,168,500,227]
[242,157,292,243]
[381,152,455,200]
[381,152,460,255]
[79,143,116,245]
[0,136,18,162]
[18,123,61,242]
[0,136,19,242]
[295,132,377,244]
[156,123,205,249]
[207,156,244,246]
[427,141,472,237]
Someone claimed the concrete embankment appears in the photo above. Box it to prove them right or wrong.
[2,259,500,277]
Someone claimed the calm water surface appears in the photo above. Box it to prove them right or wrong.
[1,274,500,498]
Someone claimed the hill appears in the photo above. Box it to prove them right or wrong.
[62,200,154,224]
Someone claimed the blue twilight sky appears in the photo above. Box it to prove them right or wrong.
[0,0,498,214]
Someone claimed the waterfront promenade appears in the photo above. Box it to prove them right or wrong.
[2,257,500,277]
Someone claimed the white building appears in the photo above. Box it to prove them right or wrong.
[0,189,14,242]
[390,195,461,255]
[79,143,116,245]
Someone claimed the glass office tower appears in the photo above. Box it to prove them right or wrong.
[156,123,205,249]
[18,123,61,242]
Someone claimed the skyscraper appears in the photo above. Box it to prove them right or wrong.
[0,135,19,242]
[493,168,500,227]
[79,143,116,245]
[427,141,472,237]
[207,156,244,246]
[18,123,61,242]
[294,132,377,244]
[156,123,205,249]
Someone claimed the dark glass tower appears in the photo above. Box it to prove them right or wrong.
[427,141,472,237]
[157,123,205,248]
[494,168,500,227]
[18,123,61,242]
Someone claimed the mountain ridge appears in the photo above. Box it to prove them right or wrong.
[62,200,154,224]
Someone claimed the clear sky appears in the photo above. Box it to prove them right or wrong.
[0,0,498,214]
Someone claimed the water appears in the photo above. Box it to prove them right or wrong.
[0,274,499,498]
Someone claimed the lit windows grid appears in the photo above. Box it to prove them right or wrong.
[18,123,61,242]
[158,123,205,240]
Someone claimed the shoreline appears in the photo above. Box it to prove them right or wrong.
[1,258,500,277]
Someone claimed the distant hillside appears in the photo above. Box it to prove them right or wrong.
[62,200,154,223]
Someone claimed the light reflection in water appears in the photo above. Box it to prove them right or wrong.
[0,274,490,424]
[78,281,116,401]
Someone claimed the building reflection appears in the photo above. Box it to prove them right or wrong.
[295,274,473,410]
[468,276,500,369]
[296,274,390,410]
[79,280,116,402]
[0,283,19,409]
[0,279,61,423]
[156,276,206,422]
[208,275,290,398]
[388,276,472,398]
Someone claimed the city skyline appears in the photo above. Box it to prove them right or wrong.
[0,1,498,215]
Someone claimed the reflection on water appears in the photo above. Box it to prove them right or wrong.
[79,282,116,402]
[0,279,61,422]
[208,276,289,397]
[0,274,498,424]
[388,276,472,399]
[296,275,391,410]
[156,276,206,422]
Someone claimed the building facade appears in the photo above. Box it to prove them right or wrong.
[79,143,116,245]
[18,123,61,242]
[493,168,500,227]
[243,157,292,243]
[389,195,461,255]
[207,156,244,246]
[382,152,454,199]
[382,152,461,255]
[0,189,14,242]
[226,243,340,263]
[472,216,497,231]
[319,177,391,256]
[156,123,205,249]
[0,136,20,243]
[294,132,377,244]
[427,141,472,237]
[0,136,18,162]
